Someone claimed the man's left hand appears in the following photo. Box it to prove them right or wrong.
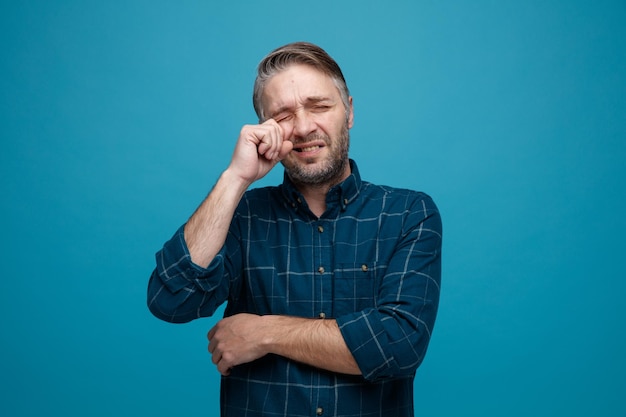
[207,313,268,376]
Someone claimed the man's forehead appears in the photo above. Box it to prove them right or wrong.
[263,65,339,109]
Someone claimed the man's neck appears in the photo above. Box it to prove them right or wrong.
[292,162,352,218]
[298,184,332,218]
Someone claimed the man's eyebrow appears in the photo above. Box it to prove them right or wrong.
[305,96,334,105]
[270,97,334,118]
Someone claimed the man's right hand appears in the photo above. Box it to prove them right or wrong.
[228,119,294,185]
[183,119,293,268]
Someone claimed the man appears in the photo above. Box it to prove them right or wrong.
[148,42,442,417]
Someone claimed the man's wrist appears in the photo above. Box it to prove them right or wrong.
[220,167,253,193]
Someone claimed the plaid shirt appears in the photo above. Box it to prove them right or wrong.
[148,160,442,417]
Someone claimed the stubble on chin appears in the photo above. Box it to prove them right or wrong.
[282,127,350,187]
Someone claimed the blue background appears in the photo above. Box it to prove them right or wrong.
[2,1,625,416]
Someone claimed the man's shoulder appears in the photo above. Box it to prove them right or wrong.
[361,181,437,206]
[235,185,285,215]
[243,185,281,199]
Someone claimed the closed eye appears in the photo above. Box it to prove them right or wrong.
[275,113,294,123]
[311,105,331,112]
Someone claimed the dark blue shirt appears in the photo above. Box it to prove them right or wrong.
[148,160,442,417]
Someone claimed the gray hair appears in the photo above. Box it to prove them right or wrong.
[252,42,351,122]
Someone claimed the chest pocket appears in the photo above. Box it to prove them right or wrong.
[332,262,378,316]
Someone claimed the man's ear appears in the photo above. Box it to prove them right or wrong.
[347,96,354,129]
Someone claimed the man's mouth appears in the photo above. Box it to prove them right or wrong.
[295,145,322,153]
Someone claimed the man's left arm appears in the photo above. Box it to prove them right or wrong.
[337,195,442,380]
[208,314,360,376]
[208,194,442,379]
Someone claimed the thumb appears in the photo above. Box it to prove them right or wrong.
[277,140,293,160]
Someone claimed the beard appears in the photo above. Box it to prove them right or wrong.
[282,121,350,187]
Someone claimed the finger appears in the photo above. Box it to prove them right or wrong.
[241,124,276,158]
[207,326,218,354]
[263,132,281,160]
[257,136,277,160]
[265,118,287,141]
[257,133,273,156]
[207,326,217,342]
[261,120,285,160]
[211,349,221,365]
[218,361,232,376]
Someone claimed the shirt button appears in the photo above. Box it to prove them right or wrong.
[317,225,324,233]
[318,266,325,274]
[316,407,324,415]
[361,264,368,272]
[318,312,326,319]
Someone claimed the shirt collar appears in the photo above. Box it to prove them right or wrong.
[280,159,362,212]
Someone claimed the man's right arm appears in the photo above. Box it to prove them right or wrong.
[183,169,249,268]
[147,120,292,322]
[186,120,292,268]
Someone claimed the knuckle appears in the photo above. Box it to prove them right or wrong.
[221,351,233,364]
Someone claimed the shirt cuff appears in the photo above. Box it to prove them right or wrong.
[336,310,395,381]
[155,225,226,294]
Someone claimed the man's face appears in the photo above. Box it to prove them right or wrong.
[262,64,354,187]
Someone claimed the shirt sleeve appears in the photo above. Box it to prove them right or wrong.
[336,195,442,381]
[146,225,232,323]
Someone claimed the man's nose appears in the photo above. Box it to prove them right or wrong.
[292,111,315,138]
